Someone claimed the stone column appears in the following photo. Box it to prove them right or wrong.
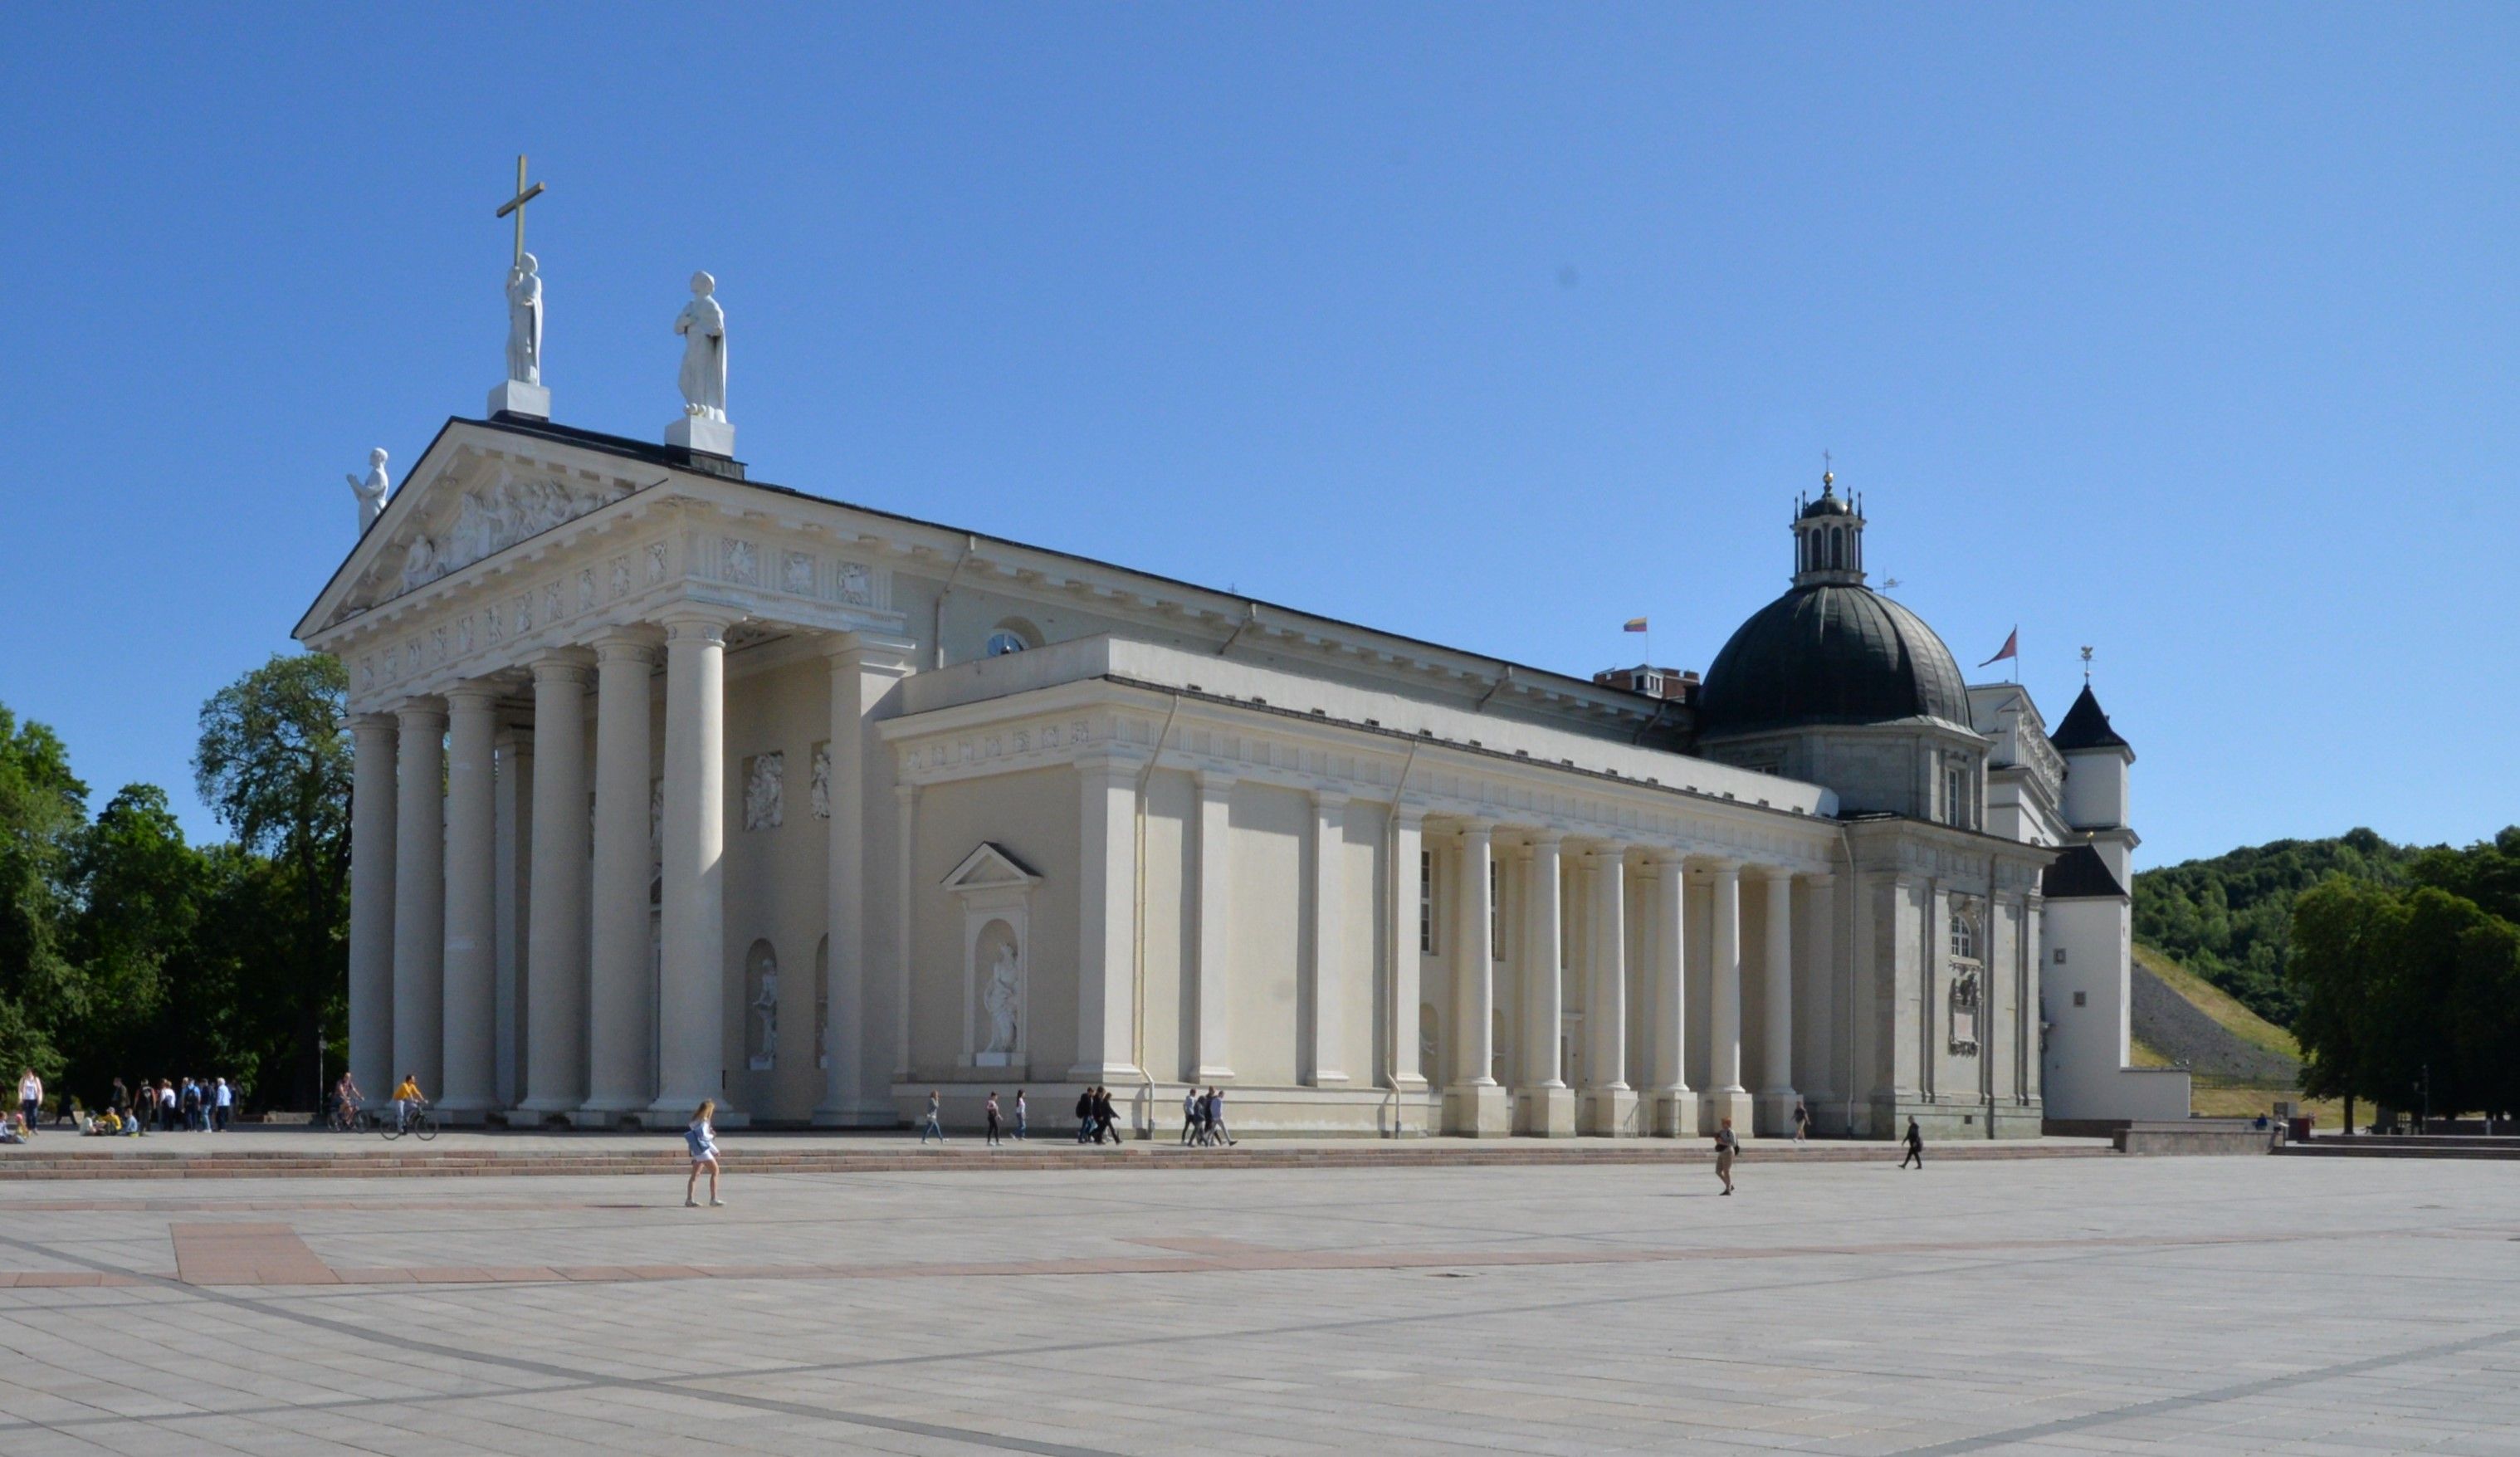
[581,631,658,1124]
[1072,754,1145,1086]
[520,654,593,1120]
[1516,833,1574,1136]
[437,683,501,1122]
[1580,844,1635,1136]
[492,726,531,1109]
[892,782,917,1086]
[1704,859,1752,1132]
[346,712,398,1109]
[1755,868,1799,1134]
[1387,801,1427,1093]
[1800,871,1836,1114]
[1648,854,1695,1137]
[1444,822,1509,1135]
[1192,770,1236,1081]
[1306,788,1350,1085]
[652,611,735,1122]
[390,698,447,1097]
[813,633,916,1126]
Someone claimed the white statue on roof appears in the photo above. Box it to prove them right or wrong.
[675,271,727,422]
[345,447,390,534]
[505,253,544,385]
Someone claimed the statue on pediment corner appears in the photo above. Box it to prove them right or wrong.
[346,448,390,535]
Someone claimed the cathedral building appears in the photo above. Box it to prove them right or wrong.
[299,396,2179,1138]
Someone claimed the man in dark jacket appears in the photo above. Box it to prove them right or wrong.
[1075,1088,1096,1143]
[1900,1117,1925,1169]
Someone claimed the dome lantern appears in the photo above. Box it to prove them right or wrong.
[1790,469,1865,587]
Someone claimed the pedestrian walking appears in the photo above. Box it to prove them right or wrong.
[985,1092,1004,1147]
[212,1078,233,1132]
[1014,1089,1027,1141]
[1207,1087,1234,1146]
[1900,1117,1924,1170]
[16,1068,40,1129]
[920,1089,947,1143]
[1790,1098,1810,1145]
[1713,1117,1739,1195]
[684,1099,723,1206]
[1074,1087,1095,1142]
[1180,1087,1201,1146]
[1093,1086,1121,1144]
[158,1079,177,1131]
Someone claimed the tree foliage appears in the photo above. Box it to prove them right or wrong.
[2132,829,2416,1026]
[0,653,352,1111]
[2288,831,2520,1119]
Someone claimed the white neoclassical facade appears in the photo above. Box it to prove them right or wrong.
[300,409,2161,1139]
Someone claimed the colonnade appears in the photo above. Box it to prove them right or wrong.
[1435,820,1832,1137]
[343,614,906,1125]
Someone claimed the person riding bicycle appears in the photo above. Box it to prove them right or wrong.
[389,1073,424,1132]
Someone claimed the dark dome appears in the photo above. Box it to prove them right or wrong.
[1800,491,1853,519]
[1696,584,1971,737]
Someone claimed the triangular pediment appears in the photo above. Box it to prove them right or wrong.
[296,419,648,638]
[942,842,1043,892]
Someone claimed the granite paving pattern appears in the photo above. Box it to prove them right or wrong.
[0,1153,2513,1455]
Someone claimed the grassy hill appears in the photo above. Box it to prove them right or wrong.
[2125,944,2339,1122]
[2132,829,2417,1026]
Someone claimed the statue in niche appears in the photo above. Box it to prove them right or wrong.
[346,447,390,534]
[675,271,728,421]
[745,752,784,831]
[748,956,779,1070]
[809,744,832,819]
[981,941,1021,1058]
[505,253,544,385]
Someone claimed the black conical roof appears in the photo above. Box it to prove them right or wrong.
[1695,583,1971,738]
[2049,685,2131,752]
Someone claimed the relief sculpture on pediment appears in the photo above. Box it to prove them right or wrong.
[391,470,623,597]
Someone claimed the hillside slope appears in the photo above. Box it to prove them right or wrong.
[2127,945,2301,1085]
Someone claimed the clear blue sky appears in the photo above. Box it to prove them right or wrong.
[3,6,2513,868]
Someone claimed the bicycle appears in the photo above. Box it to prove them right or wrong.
[381,1101,438,1142]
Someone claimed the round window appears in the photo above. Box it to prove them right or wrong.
[984,630,1028,658]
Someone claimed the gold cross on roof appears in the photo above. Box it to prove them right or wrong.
[495,155,545,266]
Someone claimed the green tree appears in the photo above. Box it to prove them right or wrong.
[0,706,89,1081]
[61,785,203,1084]
[193,653,351,1107]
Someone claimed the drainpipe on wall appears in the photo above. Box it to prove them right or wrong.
[1216,602,1258,657]
[1130,692,1184,1136]
[932,535,978,670]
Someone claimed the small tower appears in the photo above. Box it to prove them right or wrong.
[1790,471,1867,587]
[2051,683,2137,885]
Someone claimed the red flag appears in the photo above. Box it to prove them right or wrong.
[1979,628,2018,667]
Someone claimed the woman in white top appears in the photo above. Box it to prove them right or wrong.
[17,1069,40,1128]
[685,1099,723,1207]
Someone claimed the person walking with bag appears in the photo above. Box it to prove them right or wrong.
[1900,1117,1925,1170]
[1790,1098,1810,1145]
[1713,1117,1740,1195]
[920,1089,947,1144]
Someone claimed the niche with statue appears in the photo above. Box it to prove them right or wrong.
[940,843,1041,1073]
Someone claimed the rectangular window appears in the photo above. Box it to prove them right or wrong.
[2073,990,2087,1007]
[2054,946,2068,965]
[1419,850,1435,954]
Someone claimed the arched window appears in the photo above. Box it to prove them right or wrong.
[985,618,1040,658]
[1948,904,1979,963]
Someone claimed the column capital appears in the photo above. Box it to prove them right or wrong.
[1521,828,1565,851]
[345,711,399,734]
[590,626,664,663]
[1392,797,1428,829]
[1310,785,1350,810]
[1800,868,1838,887]
[442,678,505,713]
[1705,857,1743,881]
[1076,750,1147,782]
[658,604,745,642]
[1457,819,1498,843]
[392,695,448,724]
[528,650,597,686]
[1195,767,1238,797]
[1586,840,1630,861]
[1754,862,1798,884]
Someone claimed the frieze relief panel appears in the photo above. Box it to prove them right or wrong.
[392,466,628,598]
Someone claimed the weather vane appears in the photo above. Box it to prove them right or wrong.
[2080,645,2094,683]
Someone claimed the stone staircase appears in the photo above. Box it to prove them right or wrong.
[2276,1134,2520,1161]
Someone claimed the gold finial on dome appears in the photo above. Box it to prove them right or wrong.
[1821,449,1834,493]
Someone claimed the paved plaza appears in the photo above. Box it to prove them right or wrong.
[0,1150,2513,1455]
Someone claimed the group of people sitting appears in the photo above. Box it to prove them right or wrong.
[73,1074,237,1136]
[1179,1086,1236,1147]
